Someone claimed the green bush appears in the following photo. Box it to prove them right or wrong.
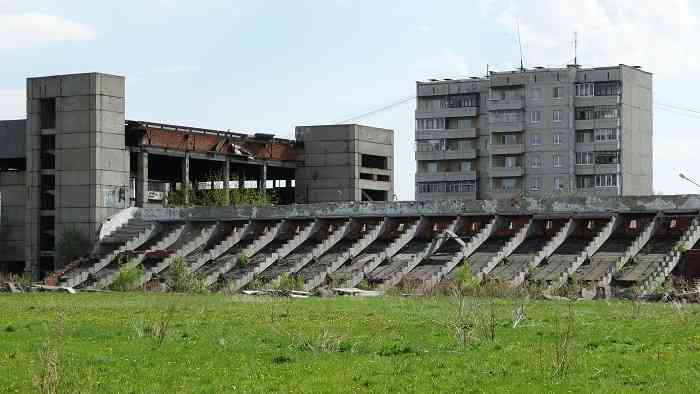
[270,272,304,291]
[110,260,144,291]
[57,225,93,264]
[237,255,249,268]
[168,257,207,294]
[454,259,479,294]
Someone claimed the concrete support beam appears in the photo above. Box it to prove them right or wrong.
[182,152,190,205]
[259,161,267,192]
[238,170,244,191]
[223,157,230,206]
[136,151,148,207]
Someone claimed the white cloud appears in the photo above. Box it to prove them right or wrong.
[0,13,96,51]
[0,89,25,119]
[480,0,700,75]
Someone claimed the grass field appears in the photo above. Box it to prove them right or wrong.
[1,293,699,393]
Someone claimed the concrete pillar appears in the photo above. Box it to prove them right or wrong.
[182,152,190,205]
[259,161,267,192]
[223,157,230,205]
[238,170,244,191]
[136,150,148,207]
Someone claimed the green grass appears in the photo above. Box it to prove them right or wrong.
[1,293,700,393]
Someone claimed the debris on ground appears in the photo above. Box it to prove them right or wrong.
[331,287,383,297]
[1,282,77,294]
[241,289,311,298]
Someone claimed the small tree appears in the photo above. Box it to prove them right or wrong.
[168,257,207,293]
[110,260,143,291]
[56,225,93,265]
[454,259,480,295]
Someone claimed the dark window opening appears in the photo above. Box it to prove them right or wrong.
[41,153,55,169]
[0,158,26,171]
[41,174,55,191]
[40,98,56,129]
[596,151,620,164]
[361,189,388,202]
[595,81,619,96]
[41,134,56,150]
[360,173,375,180]
[377,174,390,182]
[40,233,55,251]
[575,107,595,120]
[41,193,55,210]
[361,154,388,170]
[40,216,54,232]
[39,257,54,276]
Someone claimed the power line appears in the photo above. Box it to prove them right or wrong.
[333,95,416,124]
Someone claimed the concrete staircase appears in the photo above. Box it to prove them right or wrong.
[58,219,156,288]
[549,215,618,290]
[136,223,217,287]
[185,222,251,273]
[302,219,384,291]
[477,218,532,280]
[93,223,186,289]
[510,219,574,287]
[640,216,700,295]
[202,221,283,286]
[228,221,315,292]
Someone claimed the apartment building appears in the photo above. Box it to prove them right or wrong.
[415,64,652,201]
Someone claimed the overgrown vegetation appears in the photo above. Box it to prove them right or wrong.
[2,294,700,392]
[56,225,93,265]
[109,259,144,291]
[269,272,304,291]
[167,174,279,208]
[167,257,207,293]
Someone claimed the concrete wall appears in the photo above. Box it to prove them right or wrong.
[0,171,26,263]
[620,66,653,195]
[0,120,26,159]
[25,73,129,275]
[295,124,394,203]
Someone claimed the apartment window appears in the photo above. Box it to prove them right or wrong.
[461,161,472,172]
[500,178,516,192]
[530,87,542,100]
[575,107,595,120]
[595,174,618,187]
[553,110,562,122]
[530,177,541,191]
[427,162,438,173]
[445,94,479,108]
[553,132,563,145]
[576,130,594,144]
[490,110,523,123]
[417,181,475,194]
[595,128,618,142]
[595,81,619,96]
[416,118,445,130]
[596,151,620,164]
[446,117,471,129]
[553,86,563,99]
[595,106,618,119]
[505,156,516,168]
[530,155,542,169]
[554,177,565,192]
[490,89,506,101]
[575,152,594,165]
[577,175,594,189]
[40,99,56,129]
[417,97,442,110]
[575,83,594,97]
[530,111,541,123]
[530,133,542,146]
[553,153,563,168]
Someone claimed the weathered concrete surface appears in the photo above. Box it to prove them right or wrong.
[134,195,700,222]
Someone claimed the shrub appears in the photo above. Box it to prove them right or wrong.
[168,257,207,293]
[110,260,143,291]
[454,259,479,295]
[56,225,93,264]
[231,188,278,207]
[270,272,304,291]
[237,255,249,268]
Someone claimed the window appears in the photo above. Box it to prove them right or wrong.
[530,87,542,100]
[427,162,438,173]
[416,118,445,130]
[492,134,520,145]
[595,174,618,187]
[595,128,618,142]
[41,135,56,151]
[40,98,56,129]
[576,175,594,189]
[575,107,594,120]
[576,152,594,165]
[576,130,594,144]
[446,117,471,129]
[629,219,637,229]
[595,106,618,119]
[490,89,506,101]
[417,97,442,110]
[553,86,563,99]
[596,151,620,164]
[554,177,564,191]
[553,132,562,145]
[500,178,516,192]
[552,110,562,122]
[575,83,594,97]
[553,153,563,168]
[546,220,552,229]
[530,111,541,123]
[505,156,516,168]
[530,155,542,168]
[445,94,479,108]
[461,161,472,172]
[530,133,542,146]
[530,177,541,191]
[489,110,523,123]
[417,181,476,194]
[595,81,619,96]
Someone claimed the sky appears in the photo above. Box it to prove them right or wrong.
[1,0,700,199]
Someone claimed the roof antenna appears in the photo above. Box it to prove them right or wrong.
[516,19,525,70]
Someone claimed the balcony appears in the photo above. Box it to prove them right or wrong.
[490,167,524,178]
[574,95,620,107]
[415,107,479,118]
[490,189,524,199]
[490,143,524,155]
[416,190,477,201]
[575,118,620,130]
[415,171,477,183]
[490,73,528,87]
[488,98,525,111]
[415,149,477,161]
[489,121,525,133]
[594,140,621,151]
[415,128,477,140]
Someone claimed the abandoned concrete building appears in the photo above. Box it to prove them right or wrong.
[415,64,653,201]
[0,72,394,276]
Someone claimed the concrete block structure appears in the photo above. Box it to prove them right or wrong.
[0,72,395,277]
[415,64,653,200]
[295,124,394,203]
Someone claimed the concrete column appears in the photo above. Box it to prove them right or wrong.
[136,150,148,207]
[238,170,244,191]
[182,152,190,205]
[259,161,268,192]
[223,157,230,205]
